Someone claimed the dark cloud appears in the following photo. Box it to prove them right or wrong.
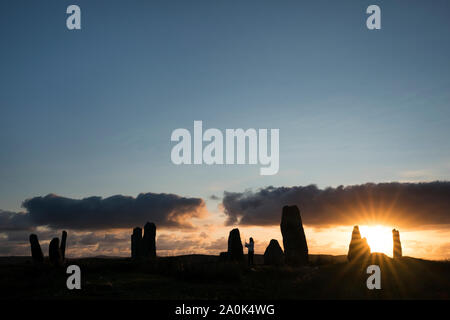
[73,232,102,246]
[204,237,227,250]
[222,182,450,228]
[0,242,29,256]
[69,232,128,246]
[0,210,33,231]
[0,192,206,231]
[156,234,200,251]
[5,231,33,242]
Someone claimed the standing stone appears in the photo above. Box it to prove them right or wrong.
[218,252,229,262]
[347,226,371,261]
[131,227,143,259]
[227,228,244,261]
[60,230,67,260]
[280,205,308,266]
[392,229,402,259]
[142,222,156,258]
[29,234,44,264]
[49,237,62,266]
[264,239,284,265]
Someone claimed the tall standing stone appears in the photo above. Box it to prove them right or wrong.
[227,228,244,261]
[280,205,308,266]
[49,237,62,266]
[60,230,67,260]
[131,227,143,259]
[142,222,156,258]
[29,234,44,264]
[392,229,402,259]
[264,239,284,265]
[347,226,371,261]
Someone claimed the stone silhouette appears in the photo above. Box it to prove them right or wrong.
[131,222,157,259]
[280,205,308,266]
[60,230,67,260]
[142,222,156,258]
[264,239,284,265]
[347,226,371,261]
[392,229,402,259]
[29,234,44,264]
[49,237,63,266]
[31,231,68,266]
[227,228,244,261]
[131,227,143,259]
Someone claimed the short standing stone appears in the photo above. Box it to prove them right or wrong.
[347,226,371,261]
[29,234,44,264]
[264,239,284,265]
[280,205,308,266]
[49,237,62,266]
[227,228,244,261]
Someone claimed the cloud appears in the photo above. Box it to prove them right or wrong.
[0,242,29,256]
[0,210,33,231]
[0,229,145,257]
[0,192,206,231]
[222,182,450,228]
[156,233,229,255]
[204,237,227,250]
[156,234,200,251]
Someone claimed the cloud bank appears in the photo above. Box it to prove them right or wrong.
[0,192,206,231]
[0,210,34,231]
[222,182,450,228]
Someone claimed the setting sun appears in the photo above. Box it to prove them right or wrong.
[359,225,393,256]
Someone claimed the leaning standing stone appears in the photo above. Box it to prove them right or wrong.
[29,234,44,264]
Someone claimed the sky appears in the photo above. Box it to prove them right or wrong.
[1,0,450,259]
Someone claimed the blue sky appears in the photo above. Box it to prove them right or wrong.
[1,0,450,212]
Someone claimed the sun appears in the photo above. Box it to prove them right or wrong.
[359,225,393,256]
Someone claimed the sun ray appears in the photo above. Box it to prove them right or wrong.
[359,225,393,256]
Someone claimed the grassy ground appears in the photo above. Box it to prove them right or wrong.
[0,254,448,299]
